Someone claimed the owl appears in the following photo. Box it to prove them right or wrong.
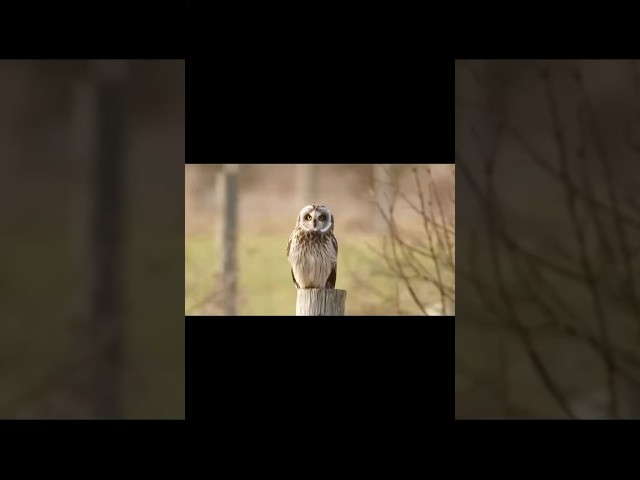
[287,204,338,289]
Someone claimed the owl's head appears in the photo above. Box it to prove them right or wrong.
[296,204,334,233]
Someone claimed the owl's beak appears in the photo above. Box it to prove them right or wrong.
[313,219,317,229]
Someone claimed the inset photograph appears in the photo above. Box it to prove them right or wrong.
[185,164,455,316]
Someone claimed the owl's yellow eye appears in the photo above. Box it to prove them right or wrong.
[305,214,312,221]
[318,215,325,221]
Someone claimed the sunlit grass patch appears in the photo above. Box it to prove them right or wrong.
[185,232,450,316]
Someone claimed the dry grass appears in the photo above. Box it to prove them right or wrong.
[185,232,441,316]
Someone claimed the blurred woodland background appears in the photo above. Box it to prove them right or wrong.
[185,163,455,316]
[456,59,640,419]
[0,60,184,419]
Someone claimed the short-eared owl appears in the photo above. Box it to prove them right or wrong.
[287,204,338,289]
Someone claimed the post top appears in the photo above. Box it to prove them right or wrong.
[297,288,347,292]
[296,288,347,316]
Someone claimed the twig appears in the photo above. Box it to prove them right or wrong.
[541,68,618,418]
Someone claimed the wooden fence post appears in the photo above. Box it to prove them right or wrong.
[374,164,394,231]
[296,289,347,316]
[92,59,128,418]
[296,164,316,206]
[71,79,96,321]
[216,164,240,316]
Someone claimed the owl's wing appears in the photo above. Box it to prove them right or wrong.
[326,265,337,289]
[287,235,300,288]
[326,235,338,289]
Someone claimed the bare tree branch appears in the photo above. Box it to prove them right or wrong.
[356,165,455,316]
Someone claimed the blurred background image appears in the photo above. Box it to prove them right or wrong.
[0,60,184,419]
[456,59,640,419]
[185,164,455,316]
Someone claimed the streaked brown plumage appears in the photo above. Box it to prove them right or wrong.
[287,204,338,289]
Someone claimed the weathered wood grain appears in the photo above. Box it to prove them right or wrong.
[296,289,347,316]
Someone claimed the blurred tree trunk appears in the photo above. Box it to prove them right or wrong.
[296,164,316,206]
[374,164,394,231]
[90,60,128,418]
[72,80,96,322]
[217,164,239,315]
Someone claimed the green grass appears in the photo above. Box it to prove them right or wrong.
[0,233,185,419]
[125,230,185,418]
[186,232,447,316]
[0,236,79,413]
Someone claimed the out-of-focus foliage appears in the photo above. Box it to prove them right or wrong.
[456,59,640,419]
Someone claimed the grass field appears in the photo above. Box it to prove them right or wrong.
[0,233,185,419]
[185,232,447,316]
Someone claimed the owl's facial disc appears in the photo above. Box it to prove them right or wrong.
[318,211,333,233]
[298,206,315,232]
[297,205,332,233]
[318,221,332,233]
